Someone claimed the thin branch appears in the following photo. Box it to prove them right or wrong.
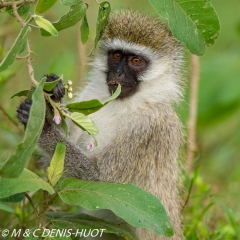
[0,0,35,8]
[12,3,24,26]
[27,39,39,86]
[185,54,200,173]
[25,193,39,217]
[29,24,41,29]
[4,0,38,87]
[0,105,22,132]
[181,177,194,213]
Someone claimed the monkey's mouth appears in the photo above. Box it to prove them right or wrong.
[107,79,122,91]
[107,78,138,99]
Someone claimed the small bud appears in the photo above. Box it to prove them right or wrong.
[87,142,94,151]
[68,86,73,92]
[53,114,61,125]
[67,80,72,85]
[68,92,73,99]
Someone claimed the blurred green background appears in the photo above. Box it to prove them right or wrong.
[0,0,240,238]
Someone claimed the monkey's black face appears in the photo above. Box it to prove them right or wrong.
[107,50,149,98]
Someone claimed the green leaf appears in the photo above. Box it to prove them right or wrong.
[35,0,58,14]
[6,4,31,17]
[61,0,81,6]
[0,169,54,198]
[59,178,173,237]
[80,13,89,44]
[47,142,66,187]
[69,112,98,145]
[10,90,29,99]
[10,87,36,99]
[0,192,25,203]
[149,0,220,56]
[0,77,46,178]
[46,212,137,239]
[0,203,15,214]
[66,84,121,115]
[94,1,111,48]
[35,15,58,36]
[0,19,31,72]
[43,79,60,92]
[67,99,102,115]
[61,118,69,139]
[104,84,121,103]
[40,1,88,36]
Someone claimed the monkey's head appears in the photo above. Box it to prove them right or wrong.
[95,10,184,102]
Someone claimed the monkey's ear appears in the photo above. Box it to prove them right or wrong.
[44,73,65,102]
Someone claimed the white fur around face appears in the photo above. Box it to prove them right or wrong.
[69,38,184,151]
[77,38,183,106]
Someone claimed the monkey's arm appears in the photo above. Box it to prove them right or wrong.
[38,123,99,181]
[17,99,99,181]
[17,74,99,181]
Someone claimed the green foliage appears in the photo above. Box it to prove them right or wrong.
[69,112,99,144]
[183,167,240,239]
[43,78,60,91]
[0,77,46,178]
[47,142,66,187]
[47,212,137,239]
[0,203,15,213]
[0,19,31,72]
[0,168,54,198]
[34,15,58,36]
[80,13,89,44]
[1,0,235,239]
[10,90,29,99]
[35,0,58,14]
[6,4,31,17]
[66,84,121,115]
[149,0,220,55]
[94,1,111,48]
[59,178,173,237]
[40,1,88,36]
[0,192,25,203]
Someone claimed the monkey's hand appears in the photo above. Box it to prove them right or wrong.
[17,74,65,127]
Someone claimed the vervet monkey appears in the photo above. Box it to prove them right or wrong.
[17,10,184,240]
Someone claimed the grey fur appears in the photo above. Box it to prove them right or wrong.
[38,11,185,240]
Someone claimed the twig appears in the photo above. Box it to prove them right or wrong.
[185,54,200,173]
[181,177,194,213]
[25,193,39,217]
[0,0,35,8]
[29,24,41,29]
[0,105,22,132]
[12,3,24,26]
[27,39,39,86]
[9,0,39,87]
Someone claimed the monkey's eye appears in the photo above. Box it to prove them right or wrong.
[131,57,141,65]
[113,52,122,60]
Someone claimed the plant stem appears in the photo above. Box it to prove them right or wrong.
[9,0,39,87]
[25,193,39,217]
[12,3,24,26]
[27,39,39,87]
[186,54,200,173]
[0,0,35,8]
